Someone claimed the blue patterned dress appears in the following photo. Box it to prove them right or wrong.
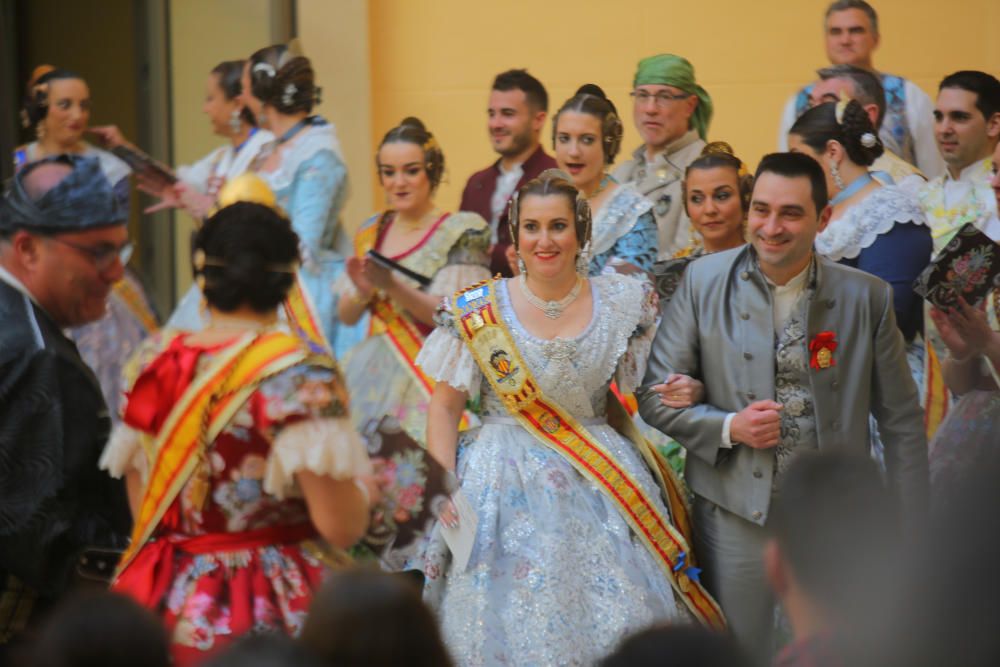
[588,183,659,275]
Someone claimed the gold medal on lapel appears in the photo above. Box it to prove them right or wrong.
[816,347,832,369]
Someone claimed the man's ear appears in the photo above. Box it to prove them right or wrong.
[985,111,1000,140]
[817,203,834,234]
[11,230,43,270]
[532,109,547,133]
[764,538,789,598]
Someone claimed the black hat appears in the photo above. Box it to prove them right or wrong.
[1,154,126,233]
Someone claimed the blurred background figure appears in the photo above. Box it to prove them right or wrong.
[14,64,158,423]
[599,625,751,667]
[337,117,489,446]
[31,591,169,667]
[300,568,454,667]
[205,634,324,667]
[765,451,900,667]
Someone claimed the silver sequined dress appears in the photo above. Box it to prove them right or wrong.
[416,274,681,667]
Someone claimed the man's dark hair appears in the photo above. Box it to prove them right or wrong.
[754,152,829,214]
[492,69,548,112]
[817,64,886,128]
[824,0,879,36]
[600,625,751,667]
[938,70,1000,120]
[770,452,899,632]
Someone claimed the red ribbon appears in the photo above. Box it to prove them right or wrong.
[113,523,317,609]
[808,331,838,370]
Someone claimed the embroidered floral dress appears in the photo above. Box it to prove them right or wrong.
[415,274,683,667]
[588,183,659,275]
[335,211,490,445]
[100,330,369,666]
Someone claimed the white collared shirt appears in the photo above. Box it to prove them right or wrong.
[489,162,524,242]
[943,157,992,209]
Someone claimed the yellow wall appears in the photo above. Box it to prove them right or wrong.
[168,0,278,295]
[367,0,1000,212]
[297,0,374,235]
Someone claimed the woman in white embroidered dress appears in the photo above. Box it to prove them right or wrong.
[336,118,490,445]
[550,85,659,277]
[416,171,714,666]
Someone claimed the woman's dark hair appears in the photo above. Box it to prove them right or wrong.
[211,59,255,126]
[204,635,324,667]
[300,568,454,667]
[248,44,319,114]
[789,99,884,167]
[509,168,591,251]
[32,591,170,667]
[600,625,751,667]
[193,201,300,314]
[21,65,86,130]
[552,84,624,164]
[683,141,754,214]
[376,117,446,191]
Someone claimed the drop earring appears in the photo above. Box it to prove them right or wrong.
[229,109,242,134]
[575,243,590,275]
[830,161,845,191]
[517,255,527,276]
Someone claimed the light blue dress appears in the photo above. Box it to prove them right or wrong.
[415,274,683,667]
[588,183,659,276]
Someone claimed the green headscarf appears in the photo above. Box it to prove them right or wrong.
[633,54,713,141]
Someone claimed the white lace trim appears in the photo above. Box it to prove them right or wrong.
[99,423,149,481]
[594,275,652,391]
[816,185,927,261]
[590,183,653,257]
[259,122,344,193]
[428,263,491,298]
[264,417,372,500]
[416,326,482,396]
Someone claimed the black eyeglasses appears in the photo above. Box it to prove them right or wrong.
[629,90,692,108]
[48,237,134,271]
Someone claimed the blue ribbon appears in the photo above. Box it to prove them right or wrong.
[830,172,874,206]
[671,551,702,583]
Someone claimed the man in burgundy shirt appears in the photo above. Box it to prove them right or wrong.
[459,69,556,276]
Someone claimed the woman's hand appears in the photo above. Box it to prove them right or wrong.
[438,498,459,529]
[362,257,394,290]
[345,256,375,297]
[86,124,127,148]
[651,373,705,408]
[141,181,182,214]
[176,185,216,220]
[930,299,988,359]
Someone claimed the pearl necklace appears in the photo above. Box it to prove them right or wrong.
[518,274,584,319]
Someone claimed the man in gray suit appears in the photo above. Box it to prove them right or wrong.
[636,152,927,665]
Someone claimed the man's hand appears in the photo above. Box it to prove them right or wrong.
[651,373,705,408]
[730,400,783,448]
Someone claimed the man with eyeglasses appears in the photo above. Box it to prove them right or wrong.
[0,155,131,652]
[613,53,714,259]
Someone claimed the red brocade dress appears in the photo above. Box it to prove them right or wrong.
[100,331,369,666]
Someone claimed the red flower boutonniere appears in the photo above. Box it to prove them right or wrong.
[809,331,838,370]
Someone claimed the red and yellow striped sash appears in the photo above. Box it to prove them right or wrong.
[453,279,725,630]
[115,331,323,577]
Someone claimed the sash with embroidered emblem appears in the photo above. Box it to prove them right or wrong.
[452,278,725,630]
[283,276,332,354]
[112,277,159,333]
[114,330,327,578]
[354,212,481,429]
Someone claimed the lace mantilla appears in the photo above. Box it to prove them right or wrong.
[816,185,927,261]
[591,183,654,257]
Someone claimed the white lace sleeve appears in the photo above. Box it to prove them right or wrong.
[264,417,373,500]
[99,423,150,481]
[428,263,491,297]
[416,324,482,396]
[614,280,659,393]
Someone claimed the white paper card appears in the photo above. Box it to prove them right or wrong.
[440,489,477,572]
[981,215,1000,242]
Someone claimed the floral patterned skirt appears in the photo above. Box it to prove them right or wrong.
[929,389,1000,509]
[121,541,327,667]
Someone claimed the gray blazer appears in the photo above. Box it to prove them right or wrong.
[636,246,928,525]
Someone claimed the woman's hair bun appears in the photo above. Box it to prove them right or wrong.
[399,116,426,132]
[575,83,607,100]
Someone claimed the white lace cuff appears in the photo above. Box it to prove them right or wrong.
[99,424,150,481]
[265,417,373,500]
[416,326,482,395]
